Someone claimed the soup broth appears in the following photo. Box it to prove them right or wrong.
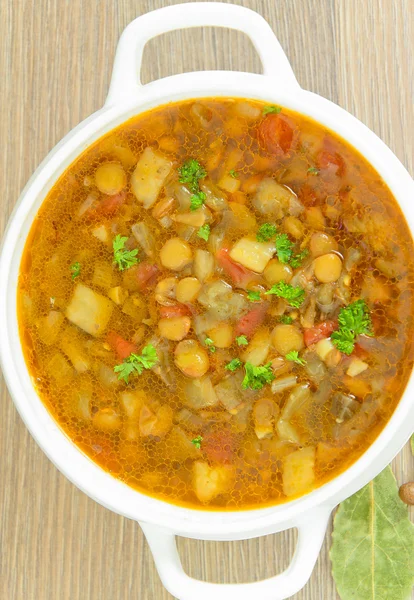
[18,98,414,509]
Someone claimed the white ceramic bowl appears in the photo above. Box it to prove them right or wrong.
[1,4,413,599]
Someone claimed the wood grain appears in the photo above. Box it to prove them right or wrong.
[0,1,412,598]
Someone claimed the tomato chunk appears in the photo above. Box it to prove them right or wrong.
[234,303,268,339]
[303,320,337,347]
[317,150,345,177]
[159,304,191,318]
[107,331,137,360]
[136,262,159,290]
[202,429,238,463]
[98,191,126,215]
[216,247,254,287]
[257,114,294,155]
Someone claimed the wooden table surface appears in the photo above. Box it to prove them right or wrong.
[0,1,413,598]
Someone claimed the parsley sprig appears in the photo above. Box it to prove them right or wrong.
[204,337,216,353]
[114,344,158,384]
[70,262,81,280]
[242,361,275,390]
[265,281,305,308]
[191,435,203,449]
[290,248,309,269]
[113,235,139,271]
[275,233,294,264]
[225,358,243,372]
[279,315,293,324]
[331,299,372,355]
[263,105,282,115]
[236,335,248,346]
[247,290,261,302]
[178,159,207,211]
[285,350,306,366]
[197,224,210,241]
[257,223,277,242]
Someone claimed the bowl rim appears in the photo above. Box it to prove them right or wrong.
[1,71,414,538]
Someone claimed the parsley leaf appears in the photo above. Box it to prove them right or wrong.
[279,315,293,324]
[197,223,210,241]
[70,262,81,280]
[290,248,309,269]
[191,435,203,449]
[275,233,294,264]
[225,358,243,372]
[331,299,372,355]
[247,290,261,302]
[263,105,282,115]
[178,159,206,193]
[265,281,305,308]
[113,344,158,384]
[236,335,248,346]
[204,337,216,353]
[307,166,319,175]
[229,169,239,178]
[242,361,275,390]
[113,235,139,271]
[285,350,306,366]
[190,190,206,211]
[257,223,277,242]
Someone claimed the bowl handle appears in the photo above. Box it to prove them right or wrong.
[105,2,299,107]
[139,507,331,600]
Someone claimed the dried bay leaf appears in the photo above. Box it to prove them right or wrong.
[330,466,414,600]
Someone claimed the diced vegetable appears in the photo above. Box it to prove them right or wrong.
[346,357,369,377]
[241,328,271,366]
[35,311,65,345]
[192,461,233,503]
[131,147,172,208]
[59,327,90,373]
[92,224,109,243]
[216,247,255,286]
[234,303,268,338]
[174,340,210,378]
[120,390,147,419]
[107,286,128,305]
[131,222,156,258]
[139,404,173,438]
[66,283,114,337]
[46,351,74,384]
[282,447,315,497]
[257,114,294,156]
[229,237,275,273]
[207,323,233,348]
[93,407,122,431]
[303,320,337,347]
[184,376,219,409]
[253,397,279,439]
[95,162,126,195]
[92,262,115,290]
[271,374,298,394]
[271,324,304,355]
[263,259,293,285]
[107,331,138,360]
[160,237,193,271]
[158,316,191,341]
[176,277,201,303]
[313,253,343,283]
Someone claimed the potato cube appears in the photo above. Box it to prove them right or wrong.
[282,446,315,497]
[192,461,233,503]
[229,237,275,273]
[66,283,114,336]
[131,147,172,209]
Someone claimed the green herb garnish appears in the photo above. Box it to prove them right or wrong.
[191,435,203,449]
[256,223,277,242]
[247,290,261,302]
[190,190,206,211]
[290,248,310,269]
[307,166,319,175]
[197,224,210,241]
[279,315,293,324]
[242,361,275,390]
[265,281,305,308]
[225,358,243,372]
[275,233,294,264]
[204,337,216,353]
[70,262,81,280]
[179,159,207,211]
[178,159,206,193]
[236,335,248,346]
[229,170,239,178]
[114,344,158,384]
[113,235,139,271]
[285,350,307,366]
[263,105,282,115]
[331,299,372,355]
